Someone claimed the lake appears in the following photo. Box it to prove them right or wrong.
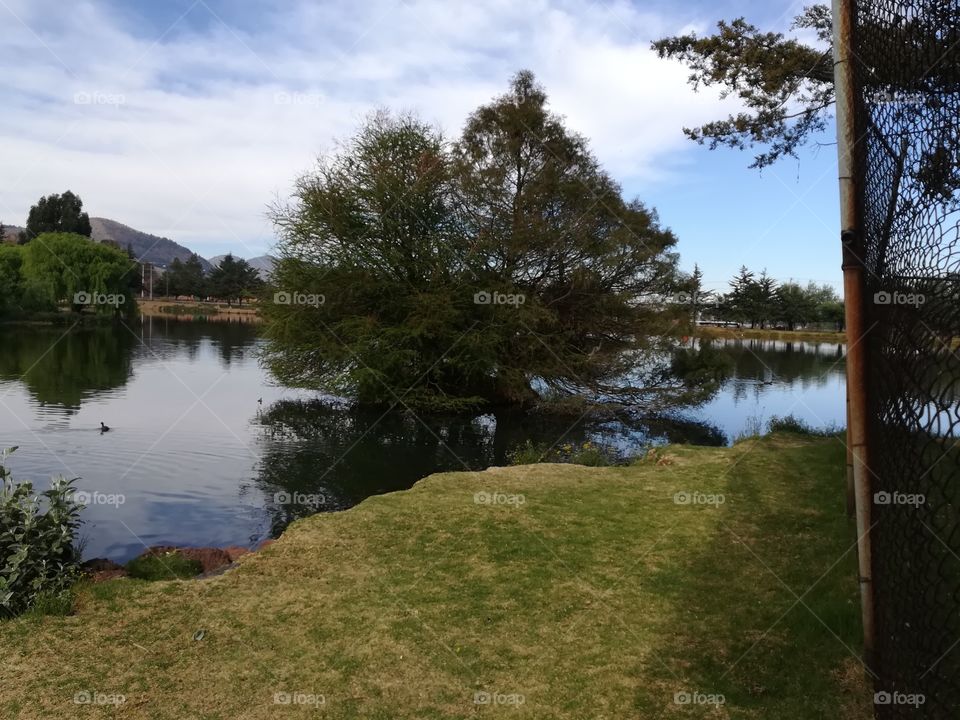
[0,320,846,561]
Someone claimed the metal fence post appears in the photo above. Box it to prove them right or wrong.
[832,0,877,674]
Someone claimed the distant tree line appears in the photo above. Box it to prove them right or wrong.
[683,264,845,331]
[163,254,262,306]
[4,191,264,308]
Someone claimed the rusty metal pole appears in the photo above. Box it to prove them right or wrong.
[846,387,855,517]
[832,0,877,673]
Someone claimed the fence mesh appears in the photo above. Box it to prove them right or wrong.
[852,0,960,716]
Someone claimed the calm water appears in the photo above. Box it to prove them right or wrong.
[0,320,846,561]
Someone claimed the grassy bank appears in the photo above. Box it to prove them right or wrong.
[138,298,261,322]
[1,435,870,719]
[696,326,847,343]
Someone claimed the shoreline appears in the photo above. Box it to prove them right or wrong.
[694,325,847,343]
[0,434,870,719]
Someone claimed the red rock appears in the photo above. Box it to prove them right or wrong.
[223,546,251,562]
[256,539,275,551]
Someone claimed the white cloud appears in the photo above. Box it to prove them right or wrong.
[0,0,740,258]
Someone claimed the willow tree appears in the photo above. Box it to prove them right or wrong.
[263,73,698,412]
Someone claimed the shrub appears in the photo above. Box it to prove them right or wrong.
[732,415,765,444]
[768,414,839,437]
[0,447,84,617]
[125,551,202,580]
[509,440,616,467]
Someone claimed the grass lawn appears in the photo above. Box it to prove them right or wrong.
[1,435,871,719]
[695,326,847,344]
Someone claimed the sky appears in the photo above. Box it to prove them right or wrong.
[0,0,843,293]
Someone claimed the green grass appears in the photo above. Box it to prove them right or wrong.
[125,551,203,580]
[696,326,847,343]
[0,435,870,719]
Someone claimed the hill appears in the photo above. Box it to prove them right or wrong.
[89,218,212,271]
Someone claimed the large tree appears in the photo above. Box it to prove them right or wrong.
[20,232,137,317]
[20,191,92,243]
[208,254,260,306]
[263,73,700,412]
[165,254,207,298]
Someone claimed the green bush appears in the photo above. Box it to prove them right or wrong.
[768,414,838,437]
[509,440,616,467]
[0,447,84,617]
[125,551,201,580]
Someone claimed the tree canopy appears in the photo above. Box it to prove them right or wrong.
[20,191,92,243]
[208,254,261,306]
[165,254,207,298]
[263,72,700,412]
[16,233,137,317]
[694,265,844,331]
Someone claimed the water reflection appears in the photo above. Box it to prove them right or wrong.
[252,401,706,535]
[0,323,849,560]
[0,326,135,414]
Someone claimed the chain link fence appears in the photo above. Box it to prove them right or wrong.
[851,0,960,716]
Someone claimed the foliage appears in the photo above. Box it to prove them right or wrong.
[264,72,692,412]
[20,191,92,243]
[652,6,834,168]
[508,439,616,466]
[0,245,55,318]
[0,447,84,617]
[733,415,765,443]
[768,414,839,437]
[701,266,844,330]
[165,254,207,298]
[19,232,138,317]
[208,254,261,306]
[125,551,202,581]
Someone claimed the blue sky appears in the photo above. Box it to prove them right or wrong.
[0,0,842,292]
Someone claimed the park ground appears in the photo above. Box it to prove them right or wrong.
[1,435,871,719]
[695,326,846,344]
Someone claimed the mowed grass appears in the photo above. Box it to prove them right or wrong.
[1,435,871,719]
